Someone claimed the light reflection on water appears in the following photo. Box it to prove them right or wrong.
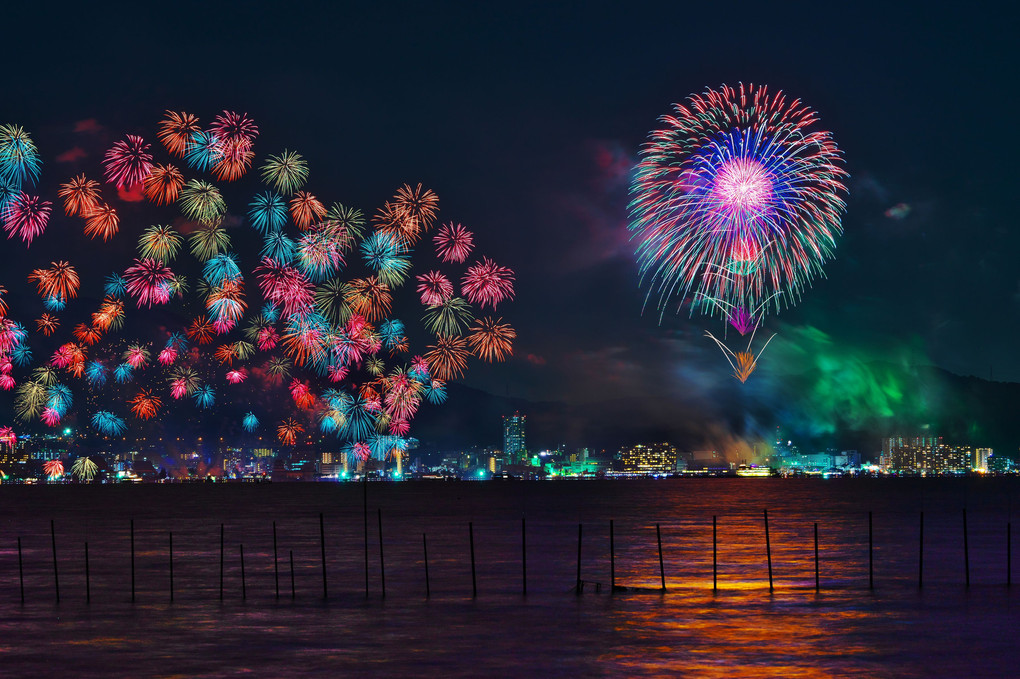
[0,479,1017,677]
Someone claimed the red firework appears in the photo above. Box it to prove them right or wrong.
[83,203,120,241]
[461,257,515,309]
[433,222,474,263]
[2,192,52,245]
[57,175,101,217]
[157,111,201,157]
[103,135,154,188]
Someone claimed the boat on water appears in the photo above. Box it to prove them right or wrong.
[735,464,772,477]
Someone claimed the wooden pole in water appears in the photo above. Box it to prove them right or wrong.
[50,519,59,603]
[712,515,718,591]
[610,519,616,592]
[289,550,295,600]
[575,523,583,595]
[963,508,970,587]
[764,510,774,593]
[169,532,174,603]
[1008,522,1012,587]
[656,523,666,591]
[85,541,90,604]
[363,475,369,598]
[423,533,430,598]
[17,537,24,604]
[813,523,820,592]
[469,521,477,598]
[521,516,527,596]
[273,521,279,599]
[868,511,874,590]
[240,544,247,600]
[377,508,385,599]
[918,511,924,589]
[319,513,328,600]
[220,523,225,601]
[130,519,135,603]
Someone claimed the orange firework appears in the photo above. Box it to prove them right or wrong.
[29,261,80,301]
[375,184,440,246]
[466,317,516,362]
[186,315,216,345]
[130,389,162,420]
[213,343,238,365]
[157,111,201,157]
[83,203,120,241]
[211,139,255,182]
[57,175,101,217]
[343,277,392,323]
[277,418,304,446]
[143,164,185,205]
[205,278,247,323]
[92,296,125,332]
[289,191,326,230]
[72,323,103,345]
[424,334,470,380]
[35,314,59,336]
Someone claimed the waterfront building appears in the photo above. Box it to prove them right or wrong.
[502,412,527,464]
[619,442,678,475]
[885,436,972,473]
[975,448,992,472]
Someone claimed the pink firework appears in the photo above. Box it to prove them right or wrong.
[416,271,454,306]
[257,327,279,351]
[0,374,15,390]
[157,348,178,365]
[351,441,371,462]
[124,346,148,368]
[225,368,247,384]
[103,135,154,189]
[0,426,16,447]
[434,222,474,263]
[124,258,175,308]
[209,110,259,145]
[41,407,61,427]
[2,192,52,245]
[255,258,314,317]
[170,379,188,400]
[461,257,515,309]
[327,364,348,382]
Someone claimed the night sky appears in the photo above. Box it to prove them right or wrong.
[3,2,1017,452]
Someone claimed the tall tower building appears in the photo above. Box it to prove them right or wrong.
[503,412,527,464]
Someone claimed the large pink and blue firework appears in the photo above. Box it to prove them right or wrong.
[628,83,848,332]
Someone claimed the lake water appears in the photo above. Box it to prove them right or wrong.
[0,478,1017,677]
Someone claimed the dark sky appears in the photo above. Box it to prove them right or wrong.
[3,2,1017,451]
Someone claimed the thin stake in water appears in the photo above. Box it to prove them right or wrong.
[522,516,527,597]
[963,508,970,587]
[273,521,279,599]
[814,522,820,592]
[169,531,174,603]
[85,541,90,604]
[17,537,25,604]
[51,519,59,603]
[576,523,583,595]
[319,513,327,600]
[868,511,874,590]
[764,509,774,592]
[469,521,477,598]
[657,523,666,591]
[240,544,247,600]
[423,533,430,598]
[130,519,135,603]
[610,519,616,592]
[290,550,295,600]
[712,515,718,591]
[918,511,924,589]
[378,508,386,599]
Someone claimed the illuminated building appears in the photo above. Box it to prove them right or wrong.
[975,448,992,472]
[502,412,527,464]
[619,442,678,474]
[885,436,972,473]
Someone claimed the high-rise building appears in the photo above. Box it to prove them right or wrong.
[503,412,527,464]
[619,442,678,474]
[975,448,992,471]
[884,435,972,473]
